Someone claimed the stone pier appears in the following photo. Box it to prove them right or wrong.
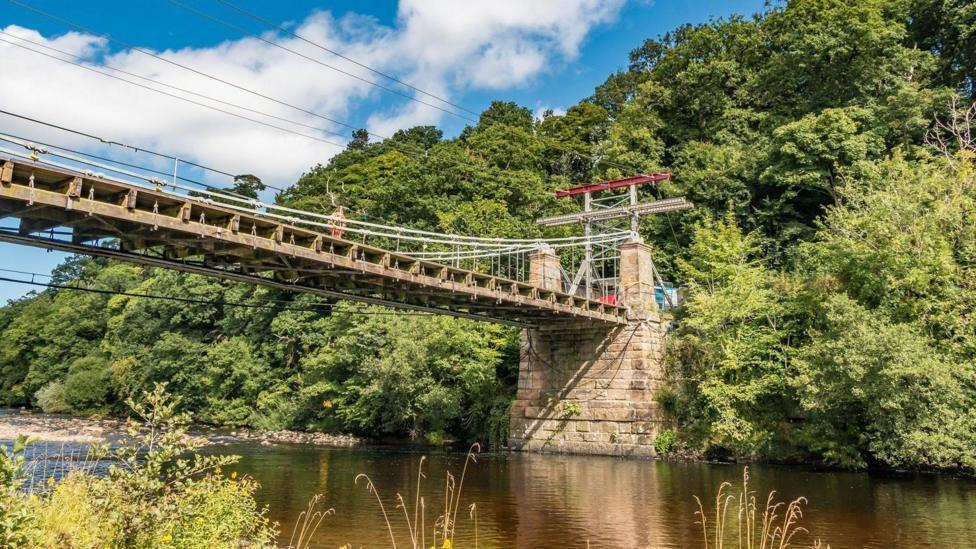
[508,239,668,456]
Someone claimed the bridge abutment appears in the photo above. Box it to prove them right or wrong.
[509,239,668,457]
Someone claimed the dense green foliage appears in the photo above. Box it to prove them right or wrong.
[1,0,974,470]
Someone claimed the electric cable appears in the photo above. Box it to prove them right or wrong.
[168,0,477,123]
[0,37,349,150]
[7,0,668,179]
[0,33,552,200]
[214,0,480,117]
[0,30,358,145]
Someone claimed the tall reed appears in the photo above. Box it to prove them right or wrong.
[286,493,334,549]
[693,467,828,549]
[356,443,482,549]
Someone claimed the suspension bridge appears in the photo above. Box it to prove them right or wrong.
[0,124,695,457]
[0,127,690,327]
[0,153,622,327]
[0,0,697,453]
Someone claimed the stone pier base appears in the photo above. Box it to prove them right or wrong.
[508,238,669,456]
[507,316,666,456]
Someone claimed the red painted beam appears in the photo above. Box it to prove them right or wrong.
[555,173,672,198]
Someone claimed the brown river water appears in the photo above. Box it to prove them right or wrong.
[210,443,976,548]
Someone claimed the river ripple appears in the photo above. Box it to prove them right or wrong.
[211,443,976,548]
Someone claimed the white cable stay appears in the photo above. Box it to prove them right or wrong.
[410,235,631,260]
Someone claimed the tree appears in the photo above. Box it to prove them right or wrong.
[793,294,976,471]
[348,128,370,150]
[538,101,611,181]
[229,174,266,199]
[763,107,884,206]
[668,214,799,457]
[909,0,976,98]
[0,0,974,470]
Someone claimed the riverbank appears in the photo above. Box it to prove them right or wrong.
[0,409,362,448]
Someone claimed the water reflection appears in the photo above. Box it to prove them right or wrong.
[220,444,976,548]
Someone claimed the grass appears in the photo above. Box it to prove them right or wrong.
[353,442,482,549]
[290,450,833,549]
[287,494,333,549]
[693,467,828,549]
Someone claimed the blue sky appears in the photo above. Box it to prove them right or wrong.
[0,0,766,302]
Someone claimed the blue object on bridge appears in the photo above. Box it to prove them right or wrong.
[655,283,680,311]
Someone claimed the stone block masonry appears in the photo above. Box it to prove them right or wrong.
[509,239,669,457]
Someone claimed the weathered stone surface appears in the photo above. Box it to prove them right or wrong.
[509,238,669,457]
[528,245,562,291]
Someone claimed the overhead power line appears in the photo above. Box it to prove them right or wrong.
[0,29,510,191]
[0,37,349,151]
[0,109,284,192]
[166,1,652,177]
[168,0,478,123]
[7,0,659,179]
[214,0,481,118]
[0,31,485,180]
[0,34,445,181]
[6,0,371,133]
[0,31,358,143]
[0,108,237,180]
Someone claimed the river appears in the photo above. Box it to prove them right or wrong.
[203,443,976,548]
[6,422,975,547]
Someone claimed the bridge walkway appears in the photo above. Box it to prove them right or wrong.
[0,156,627,327]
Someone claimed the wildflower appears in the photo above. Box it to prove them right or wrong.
[196,517,205,524]
[160,533,173,543]
[46,476,54,487]
[231,471,238,479]
[323,399,333,409]
[442,540,452,549]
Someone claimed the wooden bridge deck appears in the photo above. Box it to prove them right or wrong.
[0,156,627,327]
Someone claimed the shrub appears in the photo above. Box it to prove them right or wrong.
[0,436,36,546]
[486,398,512,450]
[424,430,446,445]
[654,429,677,456]
[793,295,976,471]
[31,472,273,548]
[29,474,124,547]
[26,383,277,547]
[653,386,681,417]
[34,380,71,414]
[63,355,114,413]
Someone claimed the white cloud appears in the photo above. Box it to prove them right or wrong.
[0,0,623,186]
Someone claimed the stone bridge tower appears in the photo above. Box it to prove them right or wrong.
[509,238,667,456]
